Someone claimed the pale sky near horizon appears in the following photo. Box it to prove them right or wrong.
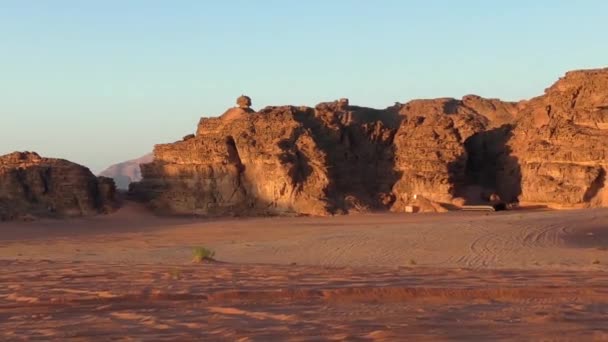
[1,1,607,173]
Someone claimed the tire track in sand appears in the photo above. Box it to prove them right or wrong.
[461,218,569,269]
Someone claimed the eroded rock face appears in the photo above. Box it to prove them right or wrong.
[506,69,608,207]
[390,98,491,210]
[0,152,116,221]
[133,69,608,216]
[131,99,405,216]
[131,106,331,216]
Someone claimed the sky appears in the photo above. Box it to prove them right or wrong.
[1,1,607,173]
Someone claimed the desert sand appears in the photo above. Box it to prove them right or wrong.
[2,204,608,340]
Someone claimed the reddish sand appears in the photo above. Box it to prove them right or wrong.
[1,203,608,340]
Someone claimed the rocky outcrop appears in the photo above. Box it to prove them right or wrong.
[0,152,116,221]
[99,153,153,190]
[131,105,332,216]
[389,98,491,211]
[131,97,404,216]
[133,68,608,216]
[505,69,608,207]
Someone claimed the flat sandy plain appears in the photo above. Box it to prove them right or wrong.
[1,203,608,340]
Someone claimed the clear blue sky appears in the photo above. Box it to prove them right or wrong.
[1,1,607,172]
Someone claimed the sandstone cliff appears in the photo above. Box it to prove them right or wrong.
[131,105,332,216]
[132,68,608,216]
[0,152,116,221]
[507,69,608,207]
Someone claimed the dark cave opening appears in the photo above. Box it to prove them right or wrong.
[458,125,522,205]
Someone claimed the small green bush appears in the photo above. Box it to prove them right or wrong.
[192,247,216,263]
[170,268,182,280]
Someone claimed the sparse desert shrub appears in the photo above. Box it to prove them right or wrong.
[192,247,215,263]
[169,268,182,280]
[592,259,601,265]
[409,259,417,266]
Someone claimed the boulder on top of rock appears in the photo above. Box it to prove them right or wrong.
[236,95,253,110]
[219,95,256,122]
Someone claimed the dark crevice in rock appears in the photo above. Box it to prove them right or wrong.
[583,168,606,203]
[455,125,522,204]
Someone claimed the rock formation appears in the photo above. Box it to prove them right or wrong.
[99,153,154,190]
[132,68,608,216]
[507,69,608,207]
[0,152,116,221]
[131,105,332,216]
